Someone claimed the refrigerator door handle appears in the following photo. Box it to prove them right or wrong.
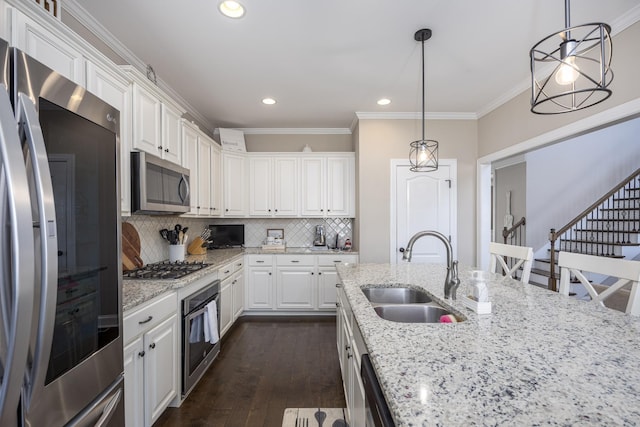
[0,85,35,426]
[16,92,58,405]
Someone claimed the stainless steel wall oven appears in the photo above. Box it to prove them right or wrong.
[182,280,221,397]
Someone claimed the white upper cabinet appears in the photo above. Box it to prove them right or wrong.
[86,61,132,215]
[223,152,248,216]
[161,103,183,164]
[326,156,355,217]
[181,121,200,216]
[210,145,222,216]
[301,155,355,217]
[181,120,221,217]
[132,82,162,155]
[9,7,85,85]
[249,156,298,217]
[125,67,186,165]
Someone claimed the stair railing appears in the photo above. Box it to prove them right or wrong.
[501,217,526,279]
[548,167,640,292]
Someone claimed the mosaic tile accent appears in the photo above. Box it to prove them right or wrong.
[122,215,353,264]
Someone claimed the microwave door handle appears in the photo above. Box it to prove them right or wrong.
[0,86,35,427]
[16,93,58,405]
[179,173,189,203]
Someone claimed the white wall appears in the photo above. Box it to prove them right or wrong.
[525,117,640,252]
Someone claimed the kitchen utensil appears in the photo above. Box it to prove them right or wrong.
[295,417,309,427]
[314,409,326,427]
[313,225,326,246]
[160,228,169,241]
[122,222,144,270]
[331,420,346,427]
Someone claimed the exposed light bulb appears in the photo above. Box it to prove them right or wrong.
[417,143,429,165]
[555,56,580,85]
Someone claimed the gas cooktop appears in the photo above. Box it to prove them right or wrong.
[124,261,210,280]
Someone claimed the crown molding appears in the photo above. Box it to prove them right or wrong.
[218,128,352,135]
[355,111,477,120]
[63,0,216,133]
[611,3,640,35]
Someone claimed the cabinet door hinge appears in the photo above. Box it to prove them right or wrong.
[445,179,451,188]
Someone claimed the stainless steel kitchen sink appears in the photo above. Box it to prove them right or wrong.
[373,305,457,323]
[361,287,432,304]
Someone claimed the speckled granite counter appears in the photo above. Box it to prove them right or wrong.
[122,248,243,311]
[336,262,640,426]
[122,247,357,311]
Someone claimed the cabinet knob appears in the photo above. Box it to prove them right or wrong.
[269,272,272,275]
[197,206,201,209]
[226,209,229,212]
[335,284,342,288]
[345,345,351,351]
[335,302,340,307]
[268,209,271,212]
[311,272,314,275]
[158,145,163,150]
[347,352,353,359]
[149,343,156,350]
[318,272,322,275]
[138,351,145,358]
[275,209,278,212]
[165,148,169,153]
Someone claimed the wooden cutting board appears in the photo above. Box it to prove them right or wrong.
[122,222,144,271]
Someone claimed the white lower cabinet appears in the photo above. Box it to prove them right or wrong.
[336,283,365,427]
[123,292,178,427]
[220,257,245,336]
[246,253,358,312]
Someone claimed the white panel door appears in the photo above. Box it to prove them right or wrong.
[198,138,212,215]
[123,337,144,427]
[394,163,454,264]
[301,157,325,216]
[317,267,339,309]
[247,267,274,309]
[274,157,298,216]
[223,153,247,216]
[220,277,234,336]
[210,145,222,216]
[276,268,315,309]
[12,10,85,84]
[326,157,351,216]
[132,83,161,155]
[161,103,182,164]
[249,157,273,215]
[144,315,177,426]
[181,123,199,215]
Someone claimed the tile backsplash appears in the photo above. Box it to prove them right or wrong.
[123,215,353,265]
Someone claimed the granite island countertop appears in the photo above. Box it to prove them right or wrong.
[336,262,640,426]
[123,247,358,311]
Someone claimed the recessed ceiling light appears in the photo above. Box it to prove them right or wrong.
[262,98,277,105]
[219,1,245,18]
[377,98,391,106]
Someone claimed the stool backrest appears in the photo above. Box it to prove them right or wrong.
[488,242,533,284]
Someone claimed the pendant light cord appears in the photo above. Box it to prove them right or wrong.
[421,36,425,142]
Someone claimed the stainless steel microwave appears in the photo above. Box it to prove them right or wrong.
[131,151,190,214]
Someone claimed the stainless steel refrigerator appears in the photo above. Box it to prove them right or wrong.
[0,37,124,426]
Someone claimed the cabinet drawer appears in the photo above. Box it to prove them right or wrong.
[276,255,315,266]
[218,261,236,281]
[317,254,358,266]
[248,254,274,266]
[124,292,176,344]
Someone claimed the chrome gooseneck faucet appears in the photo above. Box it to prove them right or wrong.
[401,230,460,299]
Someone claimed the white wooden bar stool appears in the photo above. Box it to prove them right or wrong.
[488,242,534,284]
[558,251,640,316]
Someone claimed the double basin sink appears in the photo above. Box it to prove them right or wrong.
[361,287,463,323]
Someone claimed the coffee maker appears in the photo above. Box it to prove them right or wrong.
[313,225,326,247]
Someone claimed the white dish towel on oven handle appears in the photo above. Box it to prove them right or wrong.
[203,301,220,344]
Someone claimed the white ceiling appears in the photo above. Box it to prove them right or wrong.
[73,0,640,131]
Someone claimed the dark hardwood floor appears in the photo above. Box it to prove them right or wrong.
[154,316,345,427]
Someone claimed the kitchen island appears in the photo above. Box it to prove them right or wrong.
[336,262,640,426]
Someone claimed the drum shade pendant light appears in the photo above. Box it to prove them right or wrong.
[530,0,613,114]
[409,28,438,172]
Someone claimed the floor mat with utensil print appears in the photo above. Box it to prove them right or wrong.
[282,408,349,427]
